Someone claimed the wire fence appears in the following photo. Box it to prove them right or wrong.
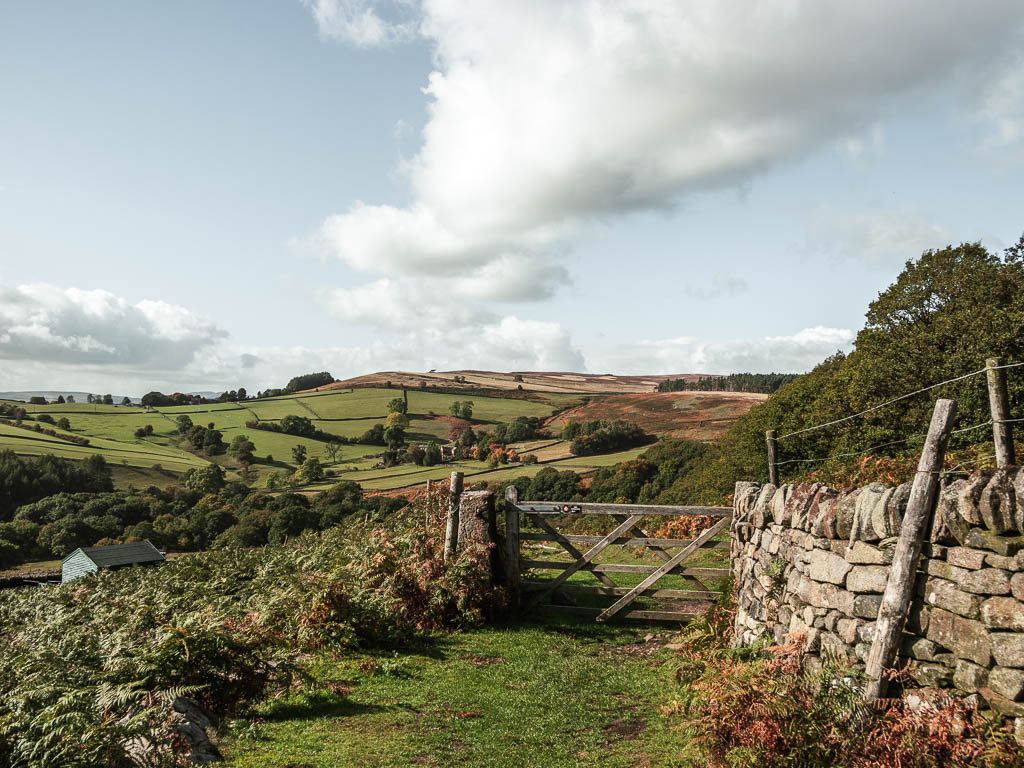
[769,359,1022,478]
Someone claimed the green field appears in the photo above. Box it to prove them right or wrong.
[1,388,598,492]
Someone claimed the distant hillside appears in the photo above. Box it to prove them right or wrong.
[0,391,138,404]
[545,390,768,441]
[324,370,721,394]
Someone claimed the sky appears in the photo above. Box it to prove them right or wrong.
[1,0,1023,395]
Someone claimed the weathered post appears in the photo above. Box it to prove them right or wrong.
[456,490,502,583]
[765,430,780,486]
[865,398,957,699]
[443,471,464,562]
[986,357,1016,468]
[503,485,521,597]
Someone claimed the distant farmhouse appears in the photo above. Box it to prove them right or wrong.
[61,541,165,583]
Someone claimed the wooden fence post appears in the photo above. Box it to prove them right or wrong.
[864,398,957,699]
[504,485,521,599]
[443,471,464,561]
[766,430,779,486]
[986,357,1016,468]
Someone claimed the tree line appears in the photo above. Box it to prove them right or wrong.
[0,448,403,567]
[657,372,799,394]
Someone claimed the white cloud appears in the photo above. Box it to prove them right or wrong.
[0,283,225,368]
[203,316,584,390]
[801,208,953,266]
[978,56,1024,151]
[302,0,1024,348]
[837,123,885,161]
[310,1,1024,294]
[588,326,855,375]
[302,0,419,47]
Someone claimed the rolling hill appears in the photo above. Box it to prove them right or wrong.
[1,371,766,494]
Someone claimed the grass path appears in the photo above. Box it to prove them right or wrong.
[221,618,689,768]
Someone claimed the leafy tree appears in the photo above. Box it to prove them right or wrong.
[387,397,408,414]
[0,451,112,520]
[175,414,193,434]
[65,395,75,403]
[55,395,65,404]
[291,444,308,465]
[285,371,334,392]
[383,425,406,449]
[182,464,226,495]
[36,414,54,425]
[423,441,442,466]
[670,238,1024,504]
[102,394,114,405]
[405,444,426,465]
[526,467,581,501]
[56,417,70,431]
[281,414,316,437]
[203,429,226,456]
[324,441,343,463]
[28,396,47,405]
[296,457,325,483]
[359,423,386,446]
[385,411,409,429]
[449,400,474,420]
[229,434,256,465]
[237,387,247,401]
[121,396,132,406]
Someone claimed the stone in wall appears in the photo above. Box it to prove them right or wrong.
[731,471,1024,721]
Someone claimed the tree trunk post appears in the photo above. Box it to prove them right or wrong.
[986,357,1016,468]
[504,485,521,600]
[766,430,780,486]
[865,398,957,699]
[443,471,464,562]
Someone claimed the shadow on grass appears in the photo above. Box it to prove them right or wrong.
[258,691,386,722]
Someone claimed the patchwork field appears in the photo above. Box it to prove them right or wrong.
[1,377,763,494]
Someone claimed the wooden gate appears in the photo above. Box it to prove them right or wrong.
[503,488,731,623]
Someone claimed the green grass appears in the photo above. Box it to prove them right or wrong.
[1,390,648,492]
[0,422,208,472]
[220,617,689,768]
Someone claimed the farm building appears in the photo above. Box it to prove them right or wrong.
[61,540,165,583]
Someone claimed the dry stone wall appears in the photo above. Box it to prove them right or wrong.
[731,469,1024,728]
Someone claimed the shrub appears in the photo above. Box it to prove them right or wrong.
[667,597,1024,768]
[0,504,500,765]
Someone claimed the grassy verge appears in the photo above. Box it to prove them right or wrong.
[221,616,688,768]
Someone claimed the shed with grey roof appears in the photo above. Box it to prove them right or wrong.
[61,540,166,583]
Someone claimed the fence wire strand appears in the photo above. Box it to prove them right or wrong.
[774,418,999,469]
[777,361,1023,441]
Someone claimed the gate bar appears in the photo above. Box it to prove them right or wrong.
[596,516,730,622]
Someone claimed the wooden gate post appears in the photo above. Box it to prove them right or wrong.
[865,398,957,699]
[766,430,780,486]
[986,357,1016,468]
[503,485,521,596]
[443,471,464,562]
